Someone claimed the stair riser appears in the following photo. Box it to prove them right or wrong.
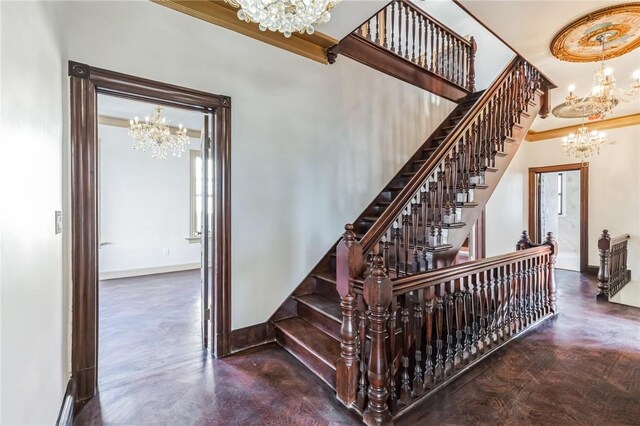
[276,329,336,390]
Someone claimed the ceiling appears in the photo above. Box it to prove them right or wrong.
[458,0,640,131]
[98,94,205,132]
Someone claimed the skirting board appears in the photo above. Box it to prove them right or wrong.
[99,263,200,280]
[56,379,76,426]
[230,322,275,354]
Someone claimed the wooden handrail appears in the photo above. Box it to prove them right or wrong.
[399,0,471,47]
[388,245,551,295]
[360,55,533,254]
[610,233,631,246]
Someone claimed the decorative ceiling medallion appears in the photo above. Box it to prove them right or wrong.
[552,97,619,119]
[550,3,640,62]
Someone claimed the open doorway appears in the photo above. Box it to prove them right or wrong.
[69,62,231,403]
[96,95,209,390]
[529,163,588,272]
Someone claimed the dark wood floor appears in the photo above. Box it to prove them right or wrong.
[77,270,640,425]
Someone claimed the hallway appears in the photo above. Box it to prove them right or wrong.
[77,270,640,425]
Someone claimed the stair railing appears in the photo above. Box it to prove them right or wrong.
[338,230,558,424]
[355,0,477,91]
[358,56,549,278]
[597,229,631,300]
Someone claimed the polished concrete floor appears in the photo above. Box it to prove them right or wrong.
[77,270,640,425]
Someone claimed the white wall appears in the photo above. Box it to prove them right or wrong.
[98,124,201,277]
[54,0,456,330]
[0,1,68,424]
[486,125,640,275]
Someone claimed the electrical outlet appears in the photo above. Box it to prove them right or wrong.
[162,248,170,256]
[55,211,62,234]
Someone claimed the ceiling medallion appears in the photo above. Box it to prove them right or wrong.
[551,97,619,119]
[550,3,640,62]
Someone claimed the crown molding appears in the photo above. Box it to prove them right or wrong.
[151,0,337,64]
[98,115,202,139]
[526,113,640,142]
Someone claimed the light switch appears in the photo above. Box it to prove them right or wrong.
[55,211,62,234]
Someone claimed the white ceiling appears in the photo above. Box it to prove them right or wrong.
[318,1,388,40]
[98,94,205,131]
[458,0,640,131]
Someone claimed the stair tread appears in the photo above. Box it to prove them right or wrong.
[295,294,342,323]
[275,317,340,368]
[313,270,337,284]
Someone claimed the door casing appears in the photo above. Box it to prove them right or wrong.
[69,61,232,404]
[528,163,588,272]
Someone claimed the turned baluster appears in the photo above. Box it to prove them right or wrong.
[357,311,368,410]
[411,9,416,63]
[447,33,453,82]
[382,7,388,49]
[444,287,455,376]
[397,2,403,57]
[404,3,410,60]
[402,209,411,275]
[399,299,411,403]
[413,294,424,396]
[365,19,372,41]
[411,199,420,272]
[454,280,464,369]
[434,291,445,383]
[420,186,429,268]
[423,289,435,388]
[544,232,558,313]
[482,269,493,348]
[467,36,476,92]
[382,234,390,276]
[363,256,393,426]
[390,1,396,53]
[497,265,506,341]
[485,268,496,346]
[463,276,473,363]
[505,263,514,338]
[429,20,435,72]
[374,12,381,45]
[418,15,424,67]
[388,298,398,410]
[336,224,364,405]
[393,221,401,278]
[597,229,611,300]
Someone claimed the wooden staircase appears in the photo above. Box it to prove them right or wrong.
[271,91,483,389]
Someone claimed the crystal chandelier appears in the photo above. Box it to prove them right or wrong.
[226,0,341,38]
[564,35,640,119]
[128,106,189,160]
[561,119,605,163]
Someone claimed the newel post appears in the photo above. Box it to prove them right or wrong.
[544,232,558,313]
[467,36,477,92]
[363,256,393,426]
[516,230,533,250]
[538,82,550,119]
[597,229,611,300]
[336,224,363,406]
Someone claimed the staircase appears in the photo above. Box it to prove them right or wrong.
[271,90,483,389]
[267,2,556,423]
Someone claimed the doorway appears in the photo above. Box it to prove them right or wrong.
[529,163,588,272]
[69,62,231,403]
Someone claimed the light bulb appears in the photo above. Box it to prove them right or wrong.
[633,70,640,81]
[568,84,575,93]
[604,67,613,77]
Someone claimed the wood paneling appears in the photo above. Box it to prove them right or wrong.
[528,163,589,272]
[69,60,232,404]
[229,322,275,353]
[526,113,640,142]
[151,0,337,64]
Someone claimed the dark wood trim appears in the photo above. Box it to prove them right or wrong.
[338,34,470,103]
[473,208,486,259]
[586,265,599,276]
[229,322,276,353]
[56,379,76,426]
[528,163,589,272]
[451,0,557,89]
[69,61,232,404]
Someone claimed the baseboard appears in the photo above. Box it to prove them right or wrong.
[56,379,76,426]
[585,265,599,276]
[99,263,200,280]
[230,322,275,353]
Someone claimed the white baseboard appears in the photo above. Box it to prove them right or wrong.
[99,263,200,280]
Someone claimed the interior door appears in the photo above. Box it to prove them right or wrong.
[200,113,214,349]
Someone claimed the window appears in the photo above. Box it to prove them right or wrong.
[189,150,213,239]
[557,172,565,216]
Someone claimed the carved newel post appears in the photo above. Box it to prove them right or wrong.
[544,232,558,313]
[363,256,393,426]
[467,36,477,92]
[516,230,533,251]
[597,229,611,301]
[336,224,363,406]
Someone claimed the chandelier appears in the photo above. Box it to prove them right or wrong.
[561,119,605,163]
[226,0,341,37]
[128,106,189,160]
[563,35,640,119]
